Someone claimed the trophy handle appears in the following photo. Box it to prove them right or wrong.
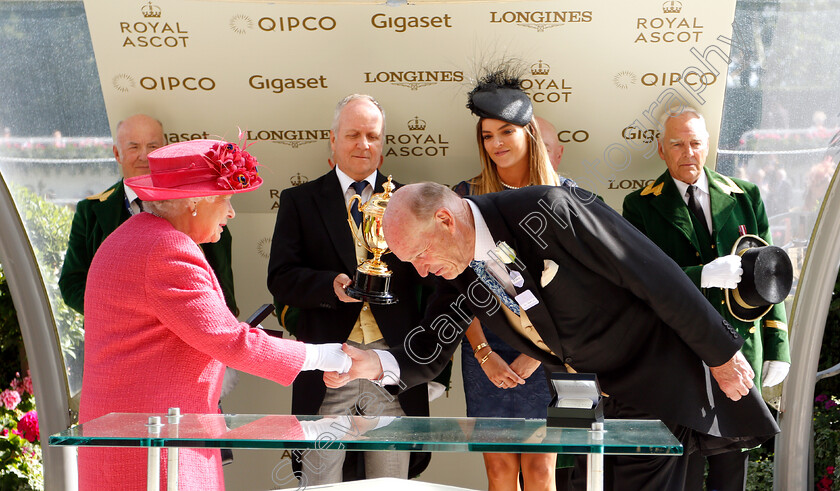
[347,194,372,252]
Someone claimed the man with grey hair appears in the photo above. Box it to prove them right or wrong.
[622,107,790,490]
[267,94,431,485]
[59,113,238,316]
[326,180,780,490]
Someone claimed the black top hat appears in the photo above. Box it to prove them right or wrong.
[466,66,533,127]
[725,234,793,322]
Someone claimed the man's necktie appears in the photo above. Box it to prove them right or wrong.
[134,198,144,213]
[349,181,367,228]
[470,259,520,315]
[686,185,710,236]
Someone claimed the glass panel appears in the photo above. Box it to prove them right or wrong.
[0,1,112,398]
[50,414,683,455]
[718,1,840,301]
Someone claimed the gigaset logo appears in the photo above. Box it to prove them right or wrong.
[363,70,464,90]
[489,10,592,32]
[384,117,450,157]
[248,74,329,94]
[120,1,189,48]
[622,126,660,144]
[635,2,704,44]
[370,13,453,33]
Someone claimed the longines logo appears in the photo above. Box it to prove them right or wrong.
[363,70,464,91]
[607,179,656,190]
[112,74,216,92]
[635,1,703,44]
[520,61,572,103]
[234,129,331,149]
[232,14,337,34]
[613,71,638,89]
[370,13,453,33]
[384,117,449,157]
[120,1,189,48]
[248,74,329,94]
[489,10,592,32]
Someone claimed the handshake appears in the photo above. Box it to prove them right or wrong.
[302,343,353,373]
[701,255,743,290]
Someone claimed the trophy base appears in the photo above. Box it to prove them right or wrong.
[347,270,398,305]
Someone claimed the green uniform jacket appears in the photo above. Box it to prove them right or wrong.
[622,168,790,388]
[59,180,238,316]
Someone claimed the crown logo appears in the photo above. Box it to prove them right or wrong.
[531,60,550,76]
[662,1,682,13]
[407,116,426,131]
[141,1,161,18]
[290,173,308,186]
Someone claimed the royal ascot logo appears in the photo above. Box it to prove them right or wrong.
[236,129,330,149]
[370,13,453,33]
[290,173,309,186]
[120,1,189,48]
[663,1,683,13]
[363,70,464,91]
[230,14,254,34]
[488,10,592,32]
[112,73,136,93]
[635,1,703,44]
[613,71,638,89]
[248,74,329,94]
[384,117,450,158]
[257,237,271,259]
[520,61,572,104]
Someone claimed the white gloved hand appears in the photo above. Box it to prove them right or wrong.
[762,360,791,387]
[301,343,352,373]
[700,255,743,289]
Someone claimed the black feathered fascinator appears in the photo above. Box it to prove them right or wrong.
[466,63,533,127]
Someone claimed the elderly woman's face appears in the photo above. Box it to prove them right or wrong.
[191,195,234,244]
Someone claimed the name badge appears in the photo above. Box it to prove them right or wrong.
[515,290,539,310]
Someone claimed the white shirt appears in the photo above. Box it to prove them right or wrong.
[335,166,376,206]
[672,170,712,233]
[124,180,142,215]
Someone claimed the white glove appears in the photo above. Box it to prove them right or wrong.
[762,360,790,387]
[700,255,743,289]
[301,343,352,373]
[428,381,446,402]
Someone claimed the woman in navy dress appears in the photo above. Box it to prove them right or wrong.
[456,65,564,491]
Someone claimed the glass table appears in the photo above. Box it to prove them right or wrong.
[50,412,682,490]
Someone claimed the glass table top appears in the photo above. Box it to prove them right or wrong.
[50,414,682,456]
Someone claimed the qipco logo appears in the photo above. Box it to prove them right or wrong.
[139,76,216,91]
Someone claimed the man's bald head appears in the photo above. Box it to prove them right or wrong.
[384,183,475,279]
[113,114,165,179]
[535,116,564,171]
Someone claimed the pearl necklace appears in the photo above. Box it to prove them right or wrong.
[501,181,522,190]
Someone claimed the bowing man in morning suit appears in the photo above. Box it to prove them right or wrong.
[622,108,790,491]
[325,182,780,491]
[267,94,430,485]
[59,114,238,316]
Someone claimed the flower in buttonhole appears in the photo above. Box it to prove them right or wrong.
[17,410,39,443]
[0,388,21,410]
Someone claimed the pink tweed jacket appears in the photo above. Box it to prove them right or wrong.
[77,213,306,490]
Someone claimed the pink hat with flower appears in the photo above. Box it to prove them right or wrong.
[125,139,262,201]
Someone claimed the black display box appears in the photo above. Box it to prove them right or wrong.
[546,372,604,428]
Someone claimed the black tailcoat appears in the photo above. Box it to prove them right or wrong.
[391,185,778,444]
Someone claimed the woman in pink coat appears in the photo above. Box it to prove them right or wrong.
[77,138,350,490]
